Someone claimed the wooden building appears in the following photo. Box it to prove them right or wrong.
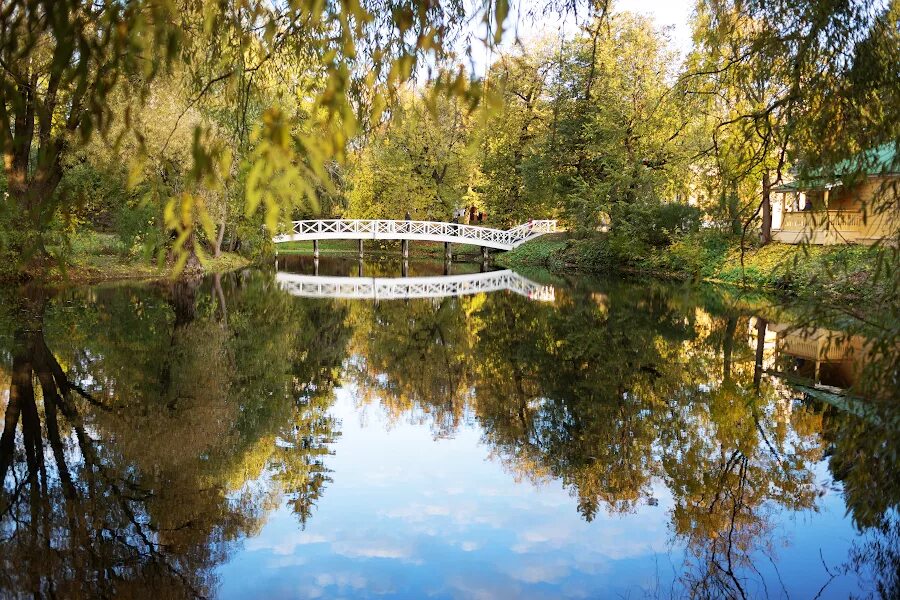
[770,143,899,245]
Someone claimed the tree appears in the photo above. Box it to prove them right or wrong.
[0,1,180,266]
[508,12,694,231]
[346,89,478,220]
[479,43,555,226]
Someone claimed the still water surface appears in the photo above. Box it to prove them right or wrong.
[0,258,897,599]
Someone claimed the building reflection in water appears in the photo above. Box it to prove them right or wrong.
[750,316,872,392]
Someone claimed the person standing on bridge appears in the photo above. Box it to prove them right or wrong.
[469,205,476,224]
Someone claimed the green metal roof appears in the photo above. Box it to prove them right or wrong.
[773,142,899,192]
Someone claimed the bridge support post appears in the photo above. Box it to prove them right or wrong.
[402,239,409,259]
[313,239,319,259]
[402,259,408,278]
[482,246,489,263]
[358,239,364,259]
[314,258,319,276]
[444,241,451,261]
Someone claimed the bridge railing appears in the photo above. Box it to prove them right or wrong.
[274,219,558,249]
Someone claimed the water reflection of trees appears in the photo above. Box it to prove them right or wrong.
[344,281,899,598]
[2,272,896,597]
[345,295,477,436]
[0,274,351,596]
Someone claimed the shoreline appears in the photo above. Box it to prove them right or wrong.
[493,232,894,309]
[5,252,252,287]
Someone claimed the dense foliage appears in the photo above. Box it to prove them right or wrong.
[0,0,896,279]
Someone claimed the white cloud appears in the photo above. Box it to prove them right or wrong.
[331,538,417,561]
[502,560,571,584]
[245,530,329,555]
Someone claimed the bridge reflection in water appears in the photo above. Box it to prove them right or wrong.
[276,269,556,302]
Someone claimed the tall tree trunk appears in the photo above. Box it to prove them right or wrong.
[214,186,228,258]
[728,188,742,235]
[214,216,226,258]
[173,231,204,277]
[760,171,772,244]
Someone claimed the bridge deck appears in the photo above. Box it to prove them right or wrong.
[273,219,557,251]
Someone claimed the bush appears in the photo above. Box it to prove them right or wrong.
[229,213,274,258]
[115,202,165,258]
[56,162,130,230]
[610,201,701,249]
[66,231,123,256]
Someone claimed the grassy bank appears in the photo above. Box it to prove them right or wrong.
[17,231,251,284]
[497,231,896,304]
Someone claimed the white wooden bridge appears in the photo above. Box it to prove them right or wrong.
[276,270,556,302]
[273,219,558,251]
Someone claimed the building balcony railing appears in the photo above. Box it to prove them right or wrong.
[779,210,866,232]
[776,332,859,362]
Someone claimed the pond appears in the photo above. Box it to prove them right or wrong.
[0,258,897,599]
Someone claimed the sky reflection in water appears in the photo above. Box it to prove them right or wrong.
[220,392,864,600]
